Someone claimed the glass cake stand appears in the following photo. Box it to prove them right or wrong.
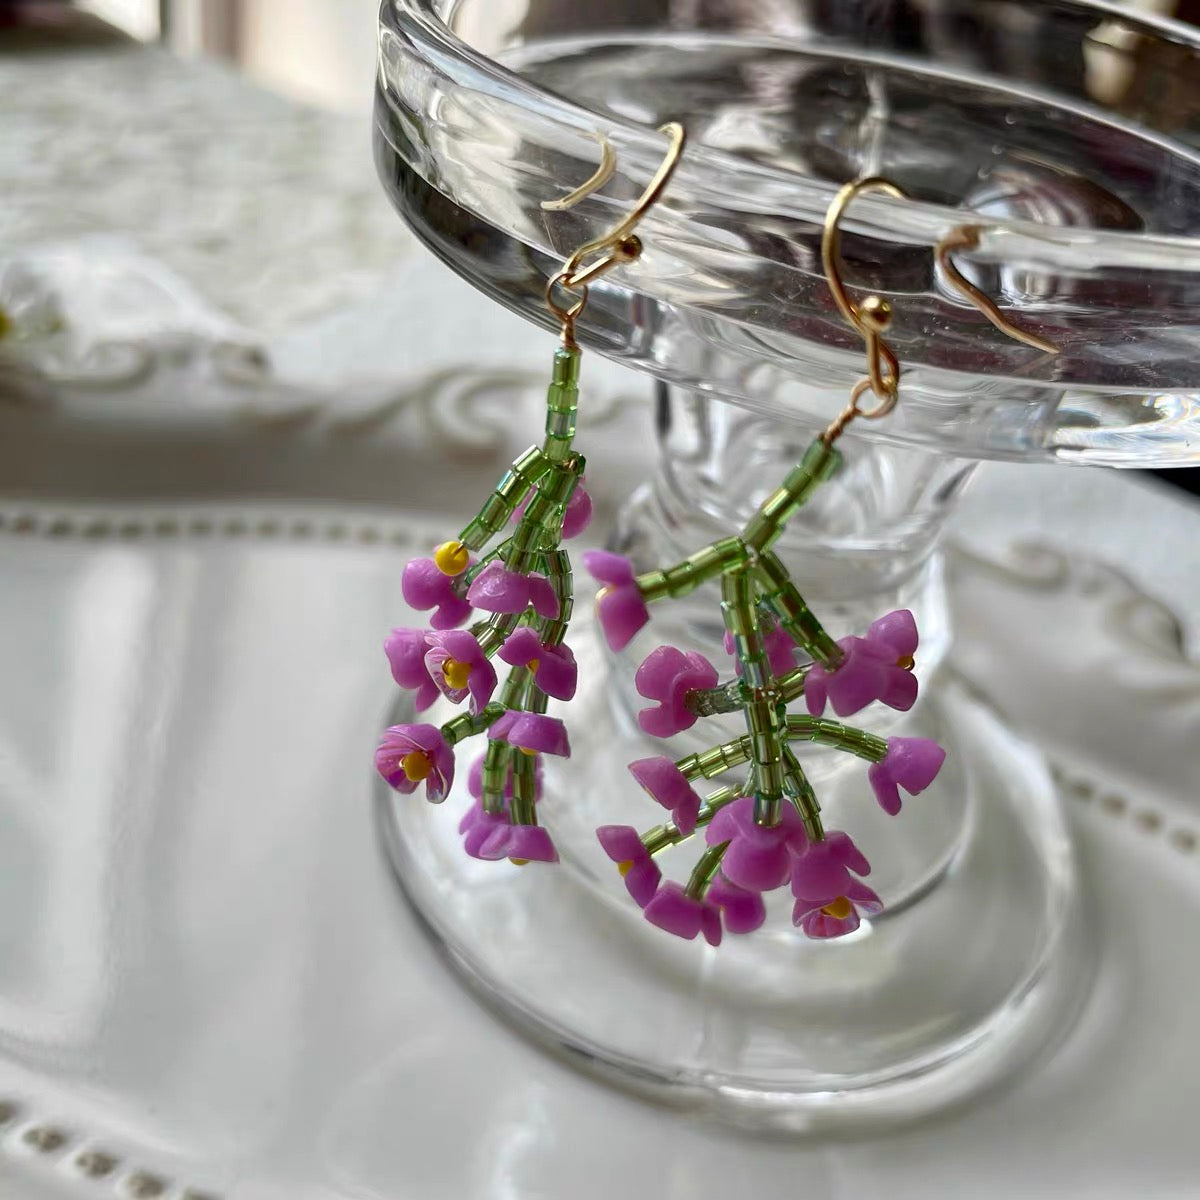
[371,0,1200,1131]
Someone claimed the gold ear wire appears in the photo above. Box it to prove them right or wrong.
[821,176,906,410]
[540,133,617,213]
[935,225,1059,355]
[545,122,687,346]
[818,179,1060,447]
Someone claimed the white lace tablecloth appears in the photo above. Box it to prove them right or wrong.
[1,38,1199,1200]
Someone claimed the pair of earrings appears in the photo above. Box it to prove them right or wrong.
[374,125,1055,946]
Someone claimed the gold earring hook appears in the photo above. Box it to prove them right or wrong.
[935,225,1059,355]
[545,122,687,346]
[540,133,617,213]
[820,176,907,410]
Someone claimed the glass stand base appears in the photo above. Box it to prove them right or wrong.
[376,618,1092,1133]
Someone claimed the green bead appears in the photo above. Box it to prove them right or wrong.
[742,439,842,553]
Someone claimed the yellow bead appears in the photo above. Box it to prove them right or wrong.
[617,860,634,877]
[434,540,470,576]
[441,658,472,689]
[509,857,529,867]
[519,747,538,757]
[821,896,852,920]
[896,654,915,671]
[400,750,433,782]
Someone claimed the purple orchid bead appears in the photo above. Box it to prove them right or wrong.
[790,830,871,899]
[706,796,809,892]
[459,799,510,859]
[423,629,498,715]
[467,752,543,803]
[498,627,578,701]
[628,756,703,835]
[634,645,719,739]
[383,627,439,711]
[513,481,593,540]
[466,562,559,619]
[375,723,455,802]
[723,625,799,678]
[805,608,920,718]
[596,824,662,908]
[488,711,571,757]
[708,874,768,934]
[402,557,473,630]
[478,821,559,864]
[868,736,947,816]
[643,882,722,946]
[793,879,883,939]
[582,550,650,652]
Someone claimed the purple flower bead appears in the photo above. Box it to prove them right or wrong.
[793,879,883,939]
[375,723,455,802]
[478,822,559,864]
[488,711,571,757]
[423,629,498,715]
[706,796,808,892]
[582,550,650,652]
[467,752,543,803]
[498,627,578,701]
[643,882,722,946]
[628,756,703,835]
[806,608,920,718]
[402,557,473,630]
[513,481,593,540]
[466,562,559,619]
[708,874,768,935]
[383,627,439,711]
[790,829,872,914]
[868,736,947,816]
[722,625,799,678]
[596,824,662,908]
[459,799,510,858]
[634,645,719,739]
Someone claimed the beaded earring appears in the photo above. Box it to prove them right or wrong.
[375,124,687,865]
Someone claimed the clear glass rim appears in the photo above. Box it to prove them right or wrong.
[383,0,1200,274]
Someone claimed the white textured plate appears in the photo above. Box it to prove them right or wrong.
[0,497,1196,1200]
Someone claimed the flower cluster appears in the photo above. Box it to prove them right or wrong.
[586,546,946,945]
[374,370,594,866]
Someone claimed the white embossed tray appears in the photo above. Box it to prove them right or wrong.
[0,496,1196,1200]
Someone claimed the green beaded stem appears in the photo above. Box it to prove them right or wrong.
[674,736,754,782]
[464,538,513,583]
[637,536,750,606]
[785,716,888,762]
[479,738,513,818]
[441,703,506,746]
[642,784,742,856]
[755,551,843,670]
[510,743,539,827]
[458,446,551,552]
[741,439,842,554]
[776,664,812,705]
[720,569,787,827]
[782,746,824,841]
[538,548,573,647]
[543,345,581,463]
[686,678,745,717]
[685,840,730,899]
[480,666,533,814]
[505,454,581,575]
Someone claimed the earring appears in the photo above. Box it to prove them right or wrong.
[586,179,1058,946]
[375,124,687,865]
